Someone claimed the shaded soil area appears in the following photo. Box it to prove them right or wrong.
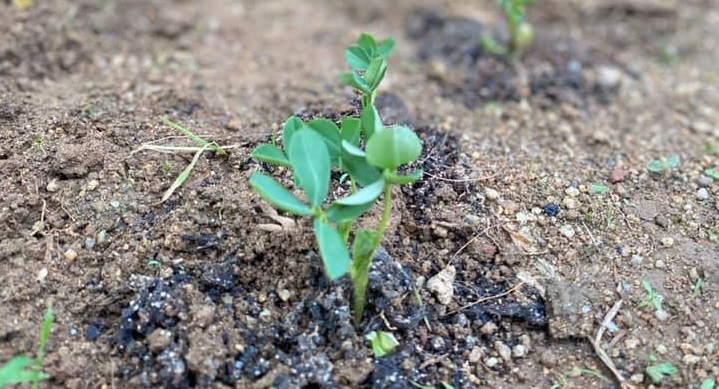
[1,0,718,388]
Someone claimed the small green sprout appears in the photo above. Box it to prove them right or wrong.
[703,168,719,181]
[700,378,715,389]
[638,280,663,311]
[481,0,535,58]
[691,277,704,298]
[589,183,610,195]
[645,360,678,384]
[340,33,396,108]
[0,304,53,389]
[366,331,399,357]
[647,154,680,173]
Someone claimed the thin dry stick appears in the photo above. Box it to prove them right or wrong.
[443,281,525,317]
[587,300,633,389]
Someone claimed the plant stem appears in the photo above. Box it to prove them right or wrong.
[351,183,393,325]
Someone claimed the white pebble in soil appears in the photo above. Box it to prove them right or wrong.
[696,188,709,200]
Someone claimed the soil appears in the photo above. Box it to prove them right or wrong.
[1,0,718,388]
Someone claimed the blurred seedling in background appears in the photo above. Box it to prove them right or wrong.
[638,280,663,311]
[481,0,536,58]
[340,33,395,108]
[0,304,53,389]
[133,117,243,202]
[645,356,678,384]
[366,331,399,357]
[647,154,680,173]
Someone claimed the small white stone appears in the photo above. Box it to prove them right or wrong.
[485,188,500,201]
[565,187,580,197]
[495,341,512,362]
[654,309,670,321]
[559,225,576,238]
[630,374,644,384]
[63,249,78,261]
[277,289,291,302]
[427,266,456,305]
[46,179,60,193]
[512,344,527,358]
[468,346,483,363]
[660,237,674,247]
[484,357,499,368]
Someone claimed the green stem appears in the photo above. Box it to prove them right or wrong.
[351,183,393,325]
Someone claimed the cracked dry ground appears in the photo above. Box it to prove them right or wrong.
[1,0,718,388]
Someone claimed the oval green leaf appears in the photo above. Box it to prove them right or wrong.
[287,129,331,206]
[340,71,371,94]
[345,46,371,70]
[252,143,290,167]
[282,116,304,150]
[366,126,422,170]
[249,172,312,216]
[340,152,382,187]
[340,117,361,145]
[313,218,351,280]
[342,140,365,157]
[326,202,375,224]
[307,119,341,158]
[336,179,385,206]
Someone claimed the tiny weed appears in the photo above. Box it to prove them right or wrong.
[700,378,715,389]
[0,304,53,389]
[647,154,680,173]
[251,34,422,325]
[638,280,663,311]
[481,0,535,57]
[31,135,47,156]
[589,183,610,195]
[703,168,719,181]
[691,277,703,298]
[366,331,399,357]
[645,359,678,384]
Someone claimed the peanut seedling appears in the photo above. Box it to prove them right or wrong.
[340,33,396,109]
[481,0,535,58]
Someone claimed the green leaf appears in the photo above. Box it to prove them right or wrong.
[249,172,312,216]
[366,331,399,357]
[646,362,677,384]
[36,304,53,363]
[364,57,387,90]
[358,33,377,52]
[360,105,382,140]
[701,378,715,389]
[342,140,366,157]
[307,119,342,159]
[481,35,508,56]
[341,152,382,187]
[282,116,304,150]
[351,229,377,264]
[287,129,331,206]
[377,38,396,58]
[313,219,351,280]
[340,117,361,145]
[589,183,610,195]
[384,169,423,185]
[0,356,38,386]
[336,179,385,206]
[340,71,371,94]
[366,126,423,170]
[345,46,372,70]
[704,168,719,180]
[326,202,375,224]
[252,144,291,166]
[647,160,665,173]
[665,154,680,168]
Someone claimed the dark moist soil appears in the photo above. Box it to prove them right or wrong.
[1,0,719,389]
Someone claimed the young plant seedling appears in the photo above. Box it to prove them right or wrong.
[250,115,423,324]
[0,304,53,389]
[645,358,678,384]
[340,33,396,108]
[638,280,663,311]
[647,154,680,174]
[481,0,536,58]
[366,331,399,357]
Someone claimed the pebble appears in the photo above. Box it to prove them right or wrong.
[36,268,48,282]
[540,350,558,367]
[431,336,446,351]
[543,203,560,217]
[559,225,575,238]
[46,179,60,192]
[97,230,108,245]
[625,338,640,349]
[225,117,241,131]
[698,175,712,188]
[562,197,578,210]
[484,357,499,368]
[85,237,96,249]
[565,187,580,197]
[610,167,626,183]
[63,249,78,261]
[696,188,709,200]
[655,344,668,355]
[468,346,483,363]
[485,188,500,201]
[110,200,120,208]
[655,259,666,268]
[631,255,643,266]
[683,354,701,364]
[660,237,674,247]
[630,374,645,384]
[480,321,498,335]
[86,179,99,191]
[596,65,623,88]
[654,309,670,321]
[495,341,512,362]
[427,266,456,305]
[512,344,527,358]
[277,289,291,302]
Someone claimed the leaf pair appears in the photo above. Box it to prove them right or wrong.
[344,33,396,71]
